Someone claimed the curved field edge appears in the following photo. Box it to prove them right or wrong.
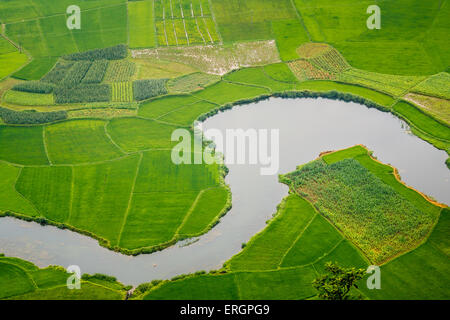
[0,255,128,300]
[137,146,449,300]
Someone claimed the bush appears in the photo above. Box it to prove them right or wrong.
[11,81,55,94]
[63,44,128,61]
[54,84,111,104]
[133,79,168,101]
[82,60,109,84]
[0,107,67,124]
[81,273,117,283]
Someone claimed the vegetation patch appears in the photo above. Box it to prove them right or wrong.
[63,45,128,61]
[133,79,168,101]
[111,82,133,103]
[82,60,109,84]
[3,90,54,106]
[282,146,442,264]
[411,73,450,100]
[404,93,450,125]
[132,40,280,75]
[0,107,67,125]
[168,72,220,93]
[103,60,136,83]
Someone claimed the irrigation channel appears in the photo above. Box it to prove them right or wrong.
[1,98,448,285]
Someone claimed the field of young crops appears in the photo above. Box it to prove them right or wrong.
[140,146,449,300]
[111,82,133,102]
[0,255,127,300]
[405,93,450,125]
[154,0,220,46]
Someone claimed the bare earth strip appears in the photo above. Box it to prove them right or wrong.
[132,40,281,75]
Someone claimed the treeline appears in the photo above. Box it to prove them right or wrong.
[54,84,111,104]
[63,44,128,61]
[133,79,168,101]
[0,107,67,124]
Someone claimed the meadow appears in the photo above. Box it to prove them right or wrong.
[0,255,128,300]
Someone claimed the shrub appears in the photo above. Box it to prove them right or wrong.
[63,44,128,61]
[54,84,111,104]
[133,79,168,101]
[82,60,109,84]
[11,81,55,94]
[0,107,67,124]
[81,273,117,283]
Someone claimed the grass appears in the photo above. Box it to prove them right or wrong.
[404,93,450,125]
[131,57,197,80]
[11,57,57,81]
[271,20,309,61]
[44,119,124,164]
[392,101,450,141]
[294,80,395,107]
[16,166,72,222]
[293,0,448,75]
[158,100,218,126]
[411,73,450,99]
[193,81,269,105]
[0,43,29,80]
[168,72,221,93]
[0,125,49,165]
[0,256,126,300]
[0,162,38,216]
[111,82,133,102]
[103,60,136,83]
[106,117,178,152]
[128,0,156,48]
[225,67,296,92]
[138,94,200,119]
[3,90,54,106]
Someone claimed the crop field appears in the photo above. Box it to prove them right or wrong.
[0,37,28,80]
[140,146,448,300]
[103,60,136,83]
[154,0,221,46]
[284,156,437,264]
[44,119,124,164]
[0,256,127,300]
[210,0,297,42]
[224,67,297,92]
[128,0,156,49]
[392,101,450,141]
[404,93,450,125]
[168,72,220,93]
[193,81,269,105]
[111,82,133,102]
[411,73,450,100]
[131,40,280,75]
[0,0,449,302]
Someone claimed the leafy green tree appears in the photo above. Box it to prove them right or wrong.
[313,262,365,300]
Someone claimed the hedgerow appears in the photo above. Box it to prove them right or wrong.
[11,81,55,94]
[0,107,67,124]
[54,84,111,104]
[133,79,168,101]
[63,44,128,61]
[81,60,109,84]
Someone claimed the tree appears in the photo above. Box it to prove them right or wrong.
[312,262,366,300]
